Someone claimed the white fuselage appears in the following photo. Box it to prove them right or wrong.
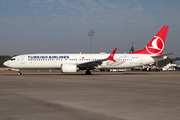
[3,53,161,70]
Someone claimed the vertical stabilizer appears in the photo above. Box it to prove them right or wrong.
[129,26,169,55]
[129,42,135,53]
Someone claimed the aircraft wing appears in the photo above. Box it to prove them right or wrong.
[77,48,117,70]
[151,52,175,58]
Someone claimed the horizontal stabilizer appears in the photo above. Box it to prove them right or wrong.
[151,52,175,58]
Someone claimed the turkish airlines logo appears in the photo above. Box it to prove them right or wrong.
[145,36,164,55]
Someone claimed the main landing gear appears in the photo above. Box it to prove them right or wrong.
[85,70,91,75]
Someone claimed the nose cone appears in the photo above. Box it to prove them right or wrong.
[3,61,9,67]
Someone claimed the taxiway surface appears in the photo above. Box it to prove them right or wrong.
[0,71,180,120]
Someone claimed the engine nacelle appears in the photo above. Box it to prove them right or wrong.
[61,64,77,73]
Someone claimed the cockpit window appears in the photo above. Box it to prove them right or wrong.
[10,58,16,61]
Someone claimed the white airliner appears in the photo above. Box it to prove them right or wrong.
[3,26,174,75]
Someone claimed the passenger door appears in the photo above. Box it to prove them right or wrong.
[139,56,143,64]
[21,57,25,64]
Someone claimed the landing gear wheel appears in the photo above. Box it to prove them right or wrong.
[18,72,22,75]
[85,70,91,75]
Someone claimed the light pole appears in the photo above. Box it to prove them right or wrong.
[88,28,95,53]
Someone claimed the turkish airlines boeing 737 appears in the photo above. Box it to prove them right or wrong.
[3,26,174,75]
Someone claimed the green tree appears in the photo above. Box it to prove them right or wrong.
[0,55,12,67]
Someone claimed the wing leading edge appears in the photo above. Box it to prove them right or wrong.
[77,48,117,70]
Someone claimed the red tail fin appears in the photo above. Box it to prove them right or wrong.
[129,26,169,55]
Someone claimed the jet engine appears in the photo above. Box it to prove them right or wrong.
[61,64,77,73]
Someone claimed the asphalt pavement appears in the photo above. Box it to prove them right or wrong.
[0,71,180,120]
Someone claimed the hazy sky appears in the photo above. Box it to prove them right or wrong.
[1,0,180,58]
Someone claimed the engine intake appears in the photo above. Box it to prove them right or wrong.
[61,64,77,73]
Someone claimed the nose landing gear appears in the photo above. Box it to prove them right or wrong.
[18,71,22,75]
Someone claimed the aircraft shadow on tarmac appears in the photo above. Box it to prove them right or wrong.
[0,72,148,76]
